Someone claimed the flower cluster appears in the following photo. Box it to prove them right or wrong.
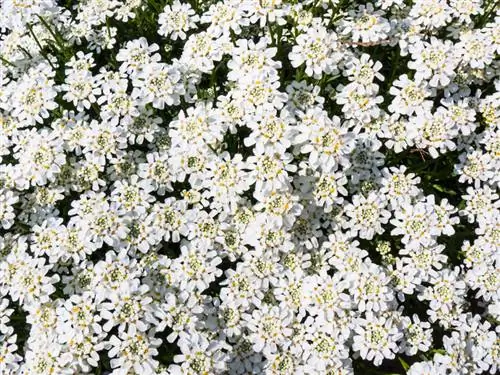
[0,0,498,374]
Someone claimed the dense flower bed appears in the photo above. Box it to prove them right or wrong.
[0,0,499,374]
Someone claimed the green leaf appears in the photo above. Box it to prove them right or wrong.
[398,356,410,371]
[432,184,457,195]
[431,348,447,355]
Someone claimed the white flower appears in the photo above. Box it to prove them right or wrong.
[60,331,103,373]
[172,330,228,374]
[227,38,281,82]
[0,0,497,372]
[461,185,499,223]
[181,31,227,73]
[243,305,293,356]
[412,108,459,158]
[172,241,223,292]
[313,171,349,211]
[344,192,391,240]
[380,165,421,208]
[13,128,66,186]
[388,74,434,116]
[97,81,140,126]
[408,37,458,87]
[23,341,67,375]
[169,102,224,148]
[293,109,355,173]
[116,37,161,76]
[232,74,288,111]
[410,0,452,28]
[8,253,59,307]
[0,331,21,374]
[131,62,184,109]
[340,3,391,44]
[302,272,351,319]
[400,314,433,355]
[400,243,448,282]
[418,267,467,314]
[379,113,417,153]
[99,280,152,333]
[301,318,349,371]
[289,25,339,78]
[466,263,500,302]
[61,71,101,112]
[407,361,446,375]
[9,63,58,125]
[352,311,402,366]
[349,263,395,312]
[344,53,385,92]
[110,174,155,215]
[455,149,496,187]
[0,189,18,229]
[158,0,199,41]
[107,325,160,374]
[285,80,325,113]
[390,200,439,248]
[147,198,188,243]
[201,1,249,37]
[457,30,496,69]
[450,0,484,24]
[336,82,384,123]
[243,108,294,154]
[246,0,288,27]
[246,151,297,196]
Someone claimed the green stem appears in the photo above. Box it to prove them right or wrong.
[36,15,66,50]
[106,17,112,38]
[27,23,56,70]
[147,0,161,13]
[0,55,16,67]
[480,0,500,25]
[18,46,33,59]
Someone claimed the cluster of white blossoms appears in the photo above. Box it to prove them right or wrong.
[0,0,498,374]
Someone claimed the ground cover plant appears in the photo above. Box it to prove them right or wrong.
[0,0,499,374]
